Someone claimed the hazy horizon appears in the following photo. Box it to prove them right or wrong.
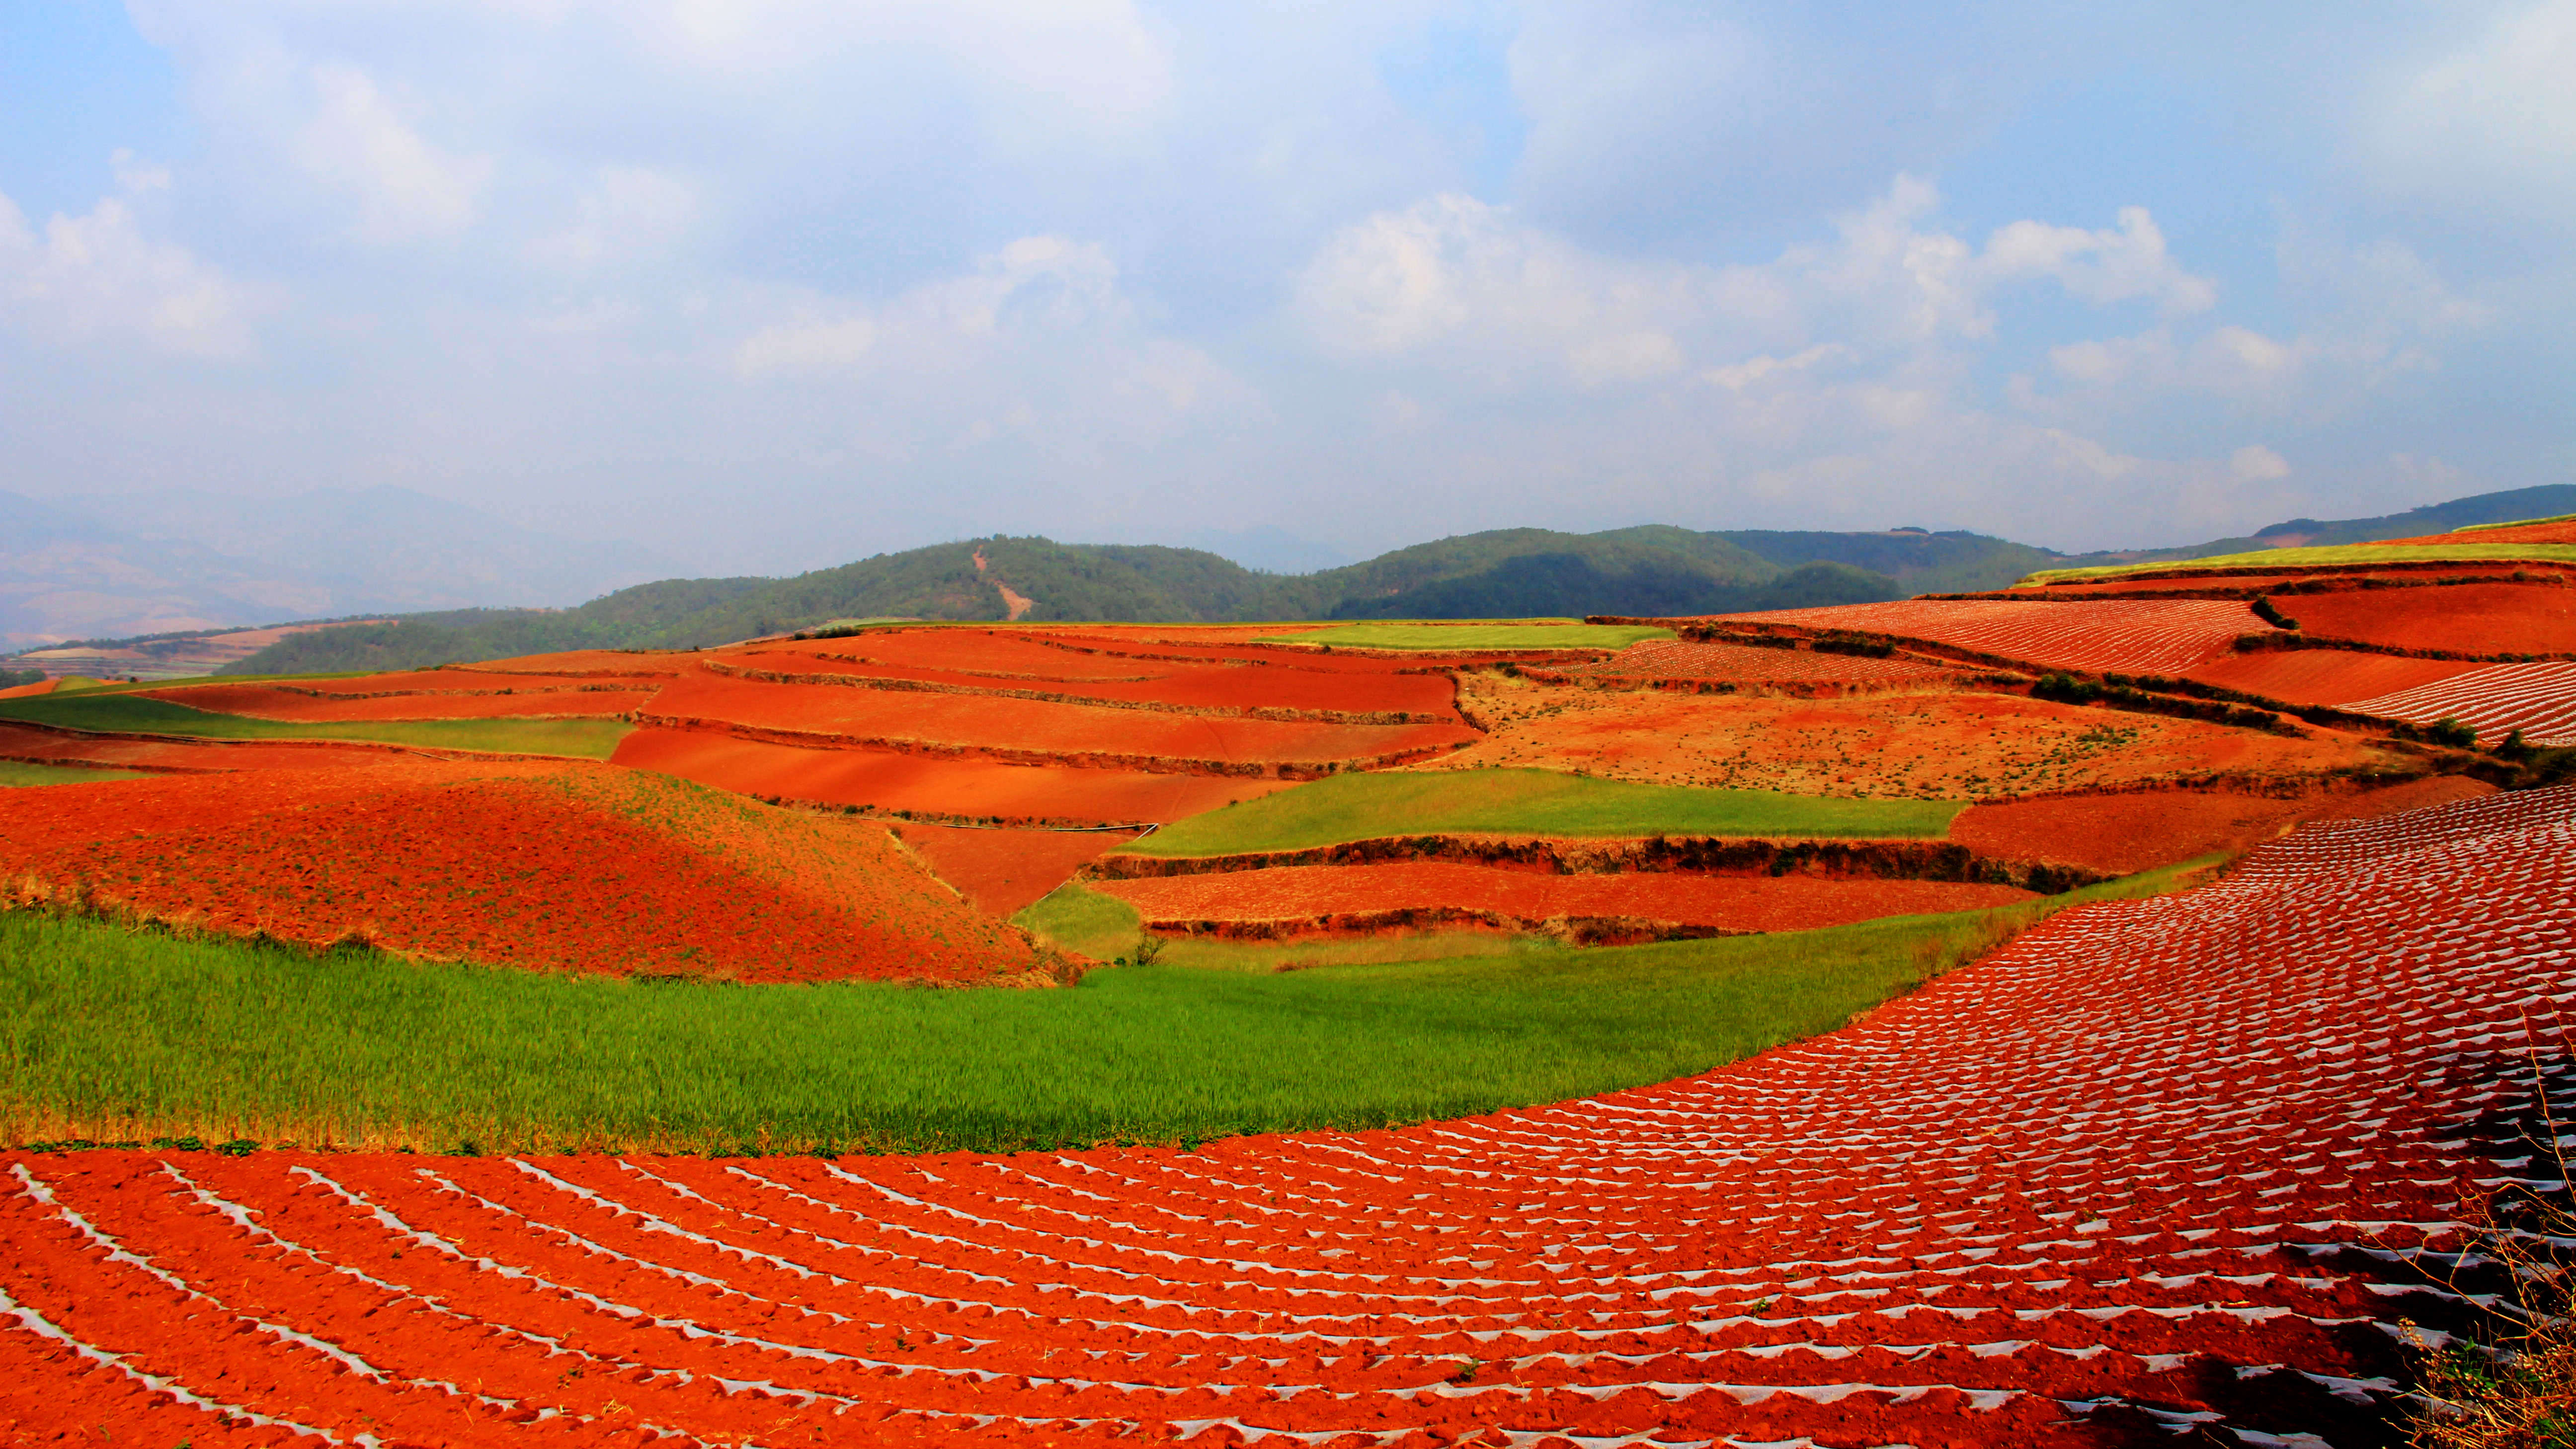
[3,2,2571,580]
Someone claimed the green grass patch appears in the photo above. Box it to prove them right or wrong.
[1119,768,1962,858]
[0,692,631,759]
[1252,621,1674,651]
[2021,541,2576,585]
[0,761,148,788]
[0,858,2208,1154]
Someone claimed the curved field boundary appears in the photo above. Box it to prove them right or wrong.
[4,786,2569,1444]
[698,658,1453,726]
[1087,832,2109,892]
[1029,635,1610,670]
[2338,660,2576,746]
[634,713,1472,780]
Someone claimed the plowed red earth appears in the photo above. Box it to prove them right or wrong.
[8,785,2569,1446]
[895,823,1145,916]
[647,668,1474,768]
[612,727,1296,824]
[0,762,1039,982]
[2341,660,2576,746]
[2184,648,2479,706]
[1094,862,2035,935]
[0,678,58,700]
[276,669,658,695]
[1569,638,1956,686]
[1949,775,2495,875]
[1707,597,2272,674]
[2277,582,2576,655]
[138,682,648,721]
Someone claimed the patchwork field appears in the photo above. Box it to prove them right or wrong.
[1433,669,2395,798]
[4,581,2572,1445]
[4,789,2566,1445]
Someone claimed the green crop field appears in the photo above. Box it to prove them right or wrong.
[0,859,2204,1155]
[0,692,632,759]
[1118,767,1963,858]
[1253,621,1674,650]
[2020,541,2576,585]
[0,760,149,788]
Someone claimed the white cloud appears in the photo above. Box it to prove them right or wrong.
[1983,206,2216,314]
[2376,0,2576,219]
[296,62,492,242]
[2231,444,2292,481]
[1704,343,1850,391]
[0,187,257,359]
[734,314,875,377]
[529,166,698,270]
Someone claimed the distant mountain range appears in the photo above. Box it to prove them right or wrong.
[0,485,679,651]
[8,482,2572,678]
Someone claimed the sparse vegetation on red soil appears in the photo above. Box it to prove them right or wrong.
[0,761,1043,982]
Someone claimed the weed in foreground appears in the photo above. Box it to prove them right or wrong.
[2403,1029,2576,1447]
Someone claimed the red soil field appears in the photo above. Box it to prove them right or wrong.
[730,640,1457,717]
[2183,647,2479,706]
[138,682,649,722]
[1435,671,2397,798]
[1949,775,2494,875]
[0,721,412,774]
[279,669,661,695]
[0,678,59,700]
[1708,597,2271,674]
[442,650,686,677]
[8,785,2567,1445]
[894,822,1144,916]
[613,726,1298,823]
[2278,581,2576,655]
[1569,638,1957,686]
[2341,660,2576,746]
[0,761,1041,983]
[645,668,1475,769]
[1094,861,2036,936]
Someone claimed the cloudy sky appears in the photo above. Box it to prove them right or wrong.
[1,0,2569,574]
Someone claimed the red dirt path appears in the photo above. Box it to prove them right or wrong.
[895,823,1144,916]
[612,726,1297,823]
[2279,581,2576,655]
[1094,862,2036,936]
[0,762,1040,983]
[6,784,2567,1445]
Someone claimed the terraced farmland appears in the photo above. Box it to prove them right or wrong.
[5,785,2568,1444]
[1700,597,2273,674]
[2340,660,2576,746]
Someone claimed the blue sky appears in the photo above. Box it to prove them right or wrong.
[0,0,2568,574]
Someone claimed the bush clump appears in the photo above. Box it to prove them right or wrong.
[2250,595,2301,631]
